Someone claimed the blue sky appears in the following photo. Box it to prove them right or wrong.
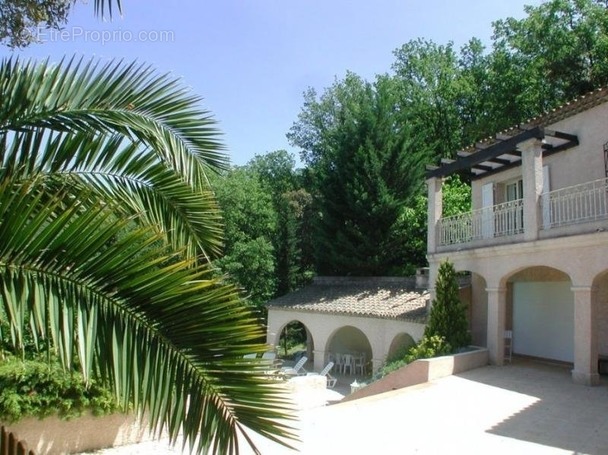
[4,0,539,166]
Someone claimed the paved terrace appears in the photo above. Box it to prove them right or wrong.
[90,359,608,454]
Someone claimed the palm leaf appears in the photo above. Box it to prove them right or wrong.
[0,182,296,454]
[0,56,228,188]
[0,129,224,259]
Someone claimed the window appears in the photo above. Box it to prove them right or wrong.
[505,179,523,202]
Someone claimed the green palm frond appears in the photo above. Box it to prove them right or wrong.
[0,182,295,454]
[0,56,228,187]
[0,129,224,259]
[0,57,294,454]
[94,0,123,18]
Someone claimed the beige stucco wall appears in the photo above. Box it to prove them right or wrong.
[430,230,608,384]
[266,309,425,372]
[471,102,608,211]
[1,413,155,455]
[342,347,488,403]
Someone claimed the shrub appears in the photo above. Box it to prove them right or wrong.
[373,335,452,381]
[0,355,120,423]
[403,335,452,363]
[424,260,471,349]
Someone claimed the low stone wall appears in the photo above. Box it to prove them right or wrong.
[0,413,155,455]
[342,346,489,403]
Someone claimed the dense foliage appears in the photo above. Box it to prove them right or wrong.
[0,355,119,422]
[211,151,314,311]
[289,74,428,275]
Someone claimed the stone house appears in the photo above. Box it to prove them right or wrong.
[426,87,608,385]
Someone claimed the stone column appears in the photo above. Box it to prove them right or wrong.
[520,138,543,241]
[571,285,600,386]
[486,287,507,365]
[427,177,443,254]
[313,349,325,372]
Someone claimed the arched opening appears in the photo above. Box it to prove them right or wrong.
[327,326,372,377]
[387,333,415,362]
[277,320,314,366]
[506,266,573,363]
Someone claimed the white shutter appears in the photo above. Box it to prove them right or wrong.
[482,182,494,239]
[542,165,551,229]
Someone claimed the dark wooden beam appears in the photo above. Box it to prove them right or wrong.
[472,163,494,173]
[426,126,545,178]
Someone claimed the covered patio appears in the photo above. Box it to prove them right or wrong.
[266,276,429,374]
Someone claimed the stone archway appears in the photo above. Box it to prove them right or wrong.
[387,332,415,361]
[274,319,315,365]
[327,326,373,375]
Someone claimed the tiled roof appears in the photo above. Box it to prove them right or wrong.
[266,277,429,323]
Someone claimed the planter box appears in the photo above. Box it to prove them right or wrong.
[0,412,156,455]
[342,346,489,403]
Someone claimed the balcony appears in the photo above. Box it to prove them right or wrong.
[435,177,608,251]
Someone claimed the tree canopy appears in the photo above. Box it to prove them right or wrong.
[289,73,428,275]
[0,0,122,48]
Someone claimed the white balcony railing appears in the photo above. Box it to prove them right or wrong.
[541,177,608,229]
[438,199,524,246]
[437,177,608,248]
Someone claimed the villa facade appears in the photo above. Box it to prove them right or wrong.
[426,87,608,385]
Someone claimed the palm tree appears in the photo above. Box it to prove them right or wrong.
[0,57,294,454]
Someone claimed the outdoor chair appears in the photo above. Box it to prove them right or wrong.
[280,355,308,377]
[308,361,337,388]
[353,354,366,375]
[341,353,354,375]
[333,352,344,374]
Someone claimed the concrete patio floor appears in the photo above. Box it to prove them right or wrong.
[89,359,608,454]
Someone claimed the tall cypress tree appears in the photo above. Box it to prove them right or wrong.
[425,260,471,350]
[290,73,428,276]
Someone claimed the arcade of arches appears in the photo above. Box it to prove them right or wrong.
[266,277,428,373]
[429,234,608,386]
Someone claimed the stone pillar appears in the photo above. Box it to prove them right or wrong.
[571,285,600,386]
[427,260,440,308]
[313,349,325,372]
[520,138,543,241]
[427,177,443,254]
[486,287,507,365]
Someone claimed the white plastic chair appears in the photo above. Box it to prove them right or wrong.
[353,354,366,375]
[342,354,354,375]
[281,356,308,376]
[309,361,337,388]
[334,352,344,374]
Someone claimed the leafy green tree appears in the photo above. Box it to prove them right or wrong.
[248,150,314,294]
[424,260,471,350]
[0,57,292,454]
[392,39,467,160]
[210,166,278,309]
[289,73,428,275]
[486,0,608,131]
[0,0,122,48]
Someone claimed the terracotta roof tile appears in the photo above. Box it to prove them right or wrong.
[267,277,429,323]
